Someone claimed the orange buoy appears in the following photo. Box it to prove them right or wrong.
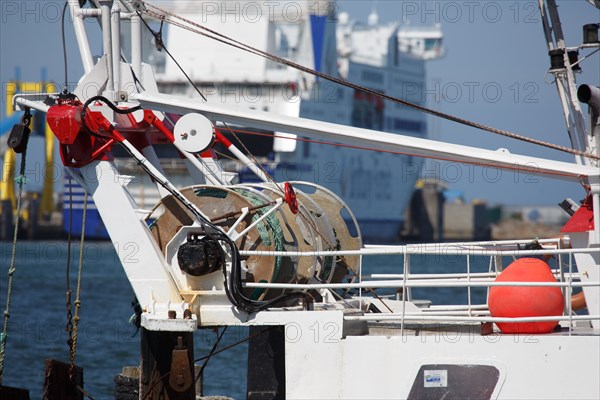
[488,258,564,334]
[571,291,587,311]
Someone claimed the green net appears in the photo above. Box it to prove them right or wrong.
[232,188,285,284]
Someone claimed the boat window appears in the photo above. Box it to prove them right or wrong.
[425,38,440,51]
[303,141,310,158]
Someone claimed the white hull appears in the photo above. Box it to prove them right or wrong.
[284,315,599,399]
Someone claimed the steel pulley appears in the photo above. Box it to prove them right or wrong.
[7,110,32,154]
[169,336,193,392]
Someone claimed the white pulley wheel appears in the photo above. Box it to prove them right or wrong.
[173,113,214,154]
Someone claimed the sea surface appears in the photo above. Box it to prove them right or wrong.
[0,241,491,399]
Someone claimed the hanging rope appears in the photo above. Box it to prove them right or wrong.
[136,1,599,162]
[0,132,29,384]
[69,191,88,381]
[65,176,74,370]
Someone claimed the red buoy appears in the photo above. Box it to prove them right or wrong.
[488,258,564,334]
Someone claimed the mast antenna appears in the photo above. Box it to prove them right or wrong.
[368,0,379,26]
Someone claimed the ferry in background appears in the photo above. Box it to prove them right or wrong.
[146,0,444,241]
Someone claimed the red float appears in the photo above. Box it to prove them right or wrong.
[488,258,564,334]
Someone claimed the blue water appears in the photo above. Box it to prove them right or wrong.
[0,241,490,399]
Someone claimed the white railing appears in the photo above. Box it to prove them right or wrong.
[240,237,600,334]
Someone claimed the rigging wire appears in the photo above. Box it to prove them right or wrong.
[137,1,600,162]
[135,11,207,101]
[121,55,146,92]
[193,327,273,364]
[196,327,228,384]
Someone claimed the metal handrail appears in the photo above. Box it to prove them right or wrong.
[242,281,599,289]
[344,315,600,323]
[238,247,592,257]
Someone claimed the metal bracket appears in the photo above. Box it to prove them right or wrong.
[141,301,197,332]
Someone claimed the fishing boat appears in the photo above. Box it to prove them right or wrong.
[2,0,599,399]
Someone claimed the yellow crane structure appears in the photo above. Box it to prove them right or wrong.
[1,80,57,239]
